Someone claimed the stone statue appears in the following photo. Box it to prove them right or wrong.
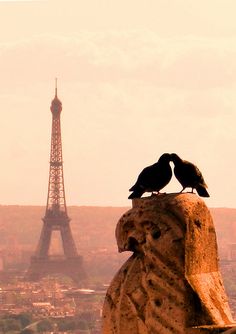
[102,193,236,334]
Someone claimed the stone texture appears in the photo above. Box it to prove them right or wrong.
[102,193,236,334]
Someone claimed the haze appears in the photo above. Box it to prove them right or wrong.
[0,0,236,207]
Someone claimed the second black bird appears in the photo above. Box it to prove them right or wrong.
[171,153,210,197]
[128,153,172,199]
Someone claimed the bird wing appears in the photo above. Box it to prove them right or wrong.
[129,164,157,191]
[183,161,207,187]
[192,164,208,187]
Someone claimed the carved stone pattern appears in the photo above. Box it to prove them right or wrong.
[102,194,235,334]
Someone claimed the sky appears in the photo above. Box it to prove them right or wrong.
[0,0,236,207]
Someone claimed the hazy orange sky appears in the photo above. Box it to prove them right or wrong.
[0,0,236,207]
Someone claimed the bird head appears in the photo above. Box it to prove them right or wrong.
[158,153,172,163]
[170,153,182,164]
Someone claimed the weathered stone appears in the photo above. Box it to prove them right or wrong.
[102,193,236,334]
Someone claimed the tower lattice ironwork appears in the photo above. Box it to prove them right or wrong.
[26,81,86,284]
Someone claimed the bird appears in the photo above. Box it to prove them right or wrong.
[170,153,210,197]
[128,153,172,199]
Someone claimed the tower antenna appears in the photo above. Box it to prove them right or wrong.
[55,78,58,97]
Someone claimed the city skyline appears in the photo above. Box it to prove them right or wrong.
[0,1,236,207]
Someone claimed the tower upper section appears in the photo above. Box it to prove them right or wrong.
[50,79,62,115]
[46,80,67,218]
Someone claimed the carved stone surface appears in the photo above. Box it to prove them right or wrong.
[102,193,236,334]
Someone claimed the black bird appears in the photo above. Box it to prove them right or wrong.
[128,153,172,199]
[171,153,210,197]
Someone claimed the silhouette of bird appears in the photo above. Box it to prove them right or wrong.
[128,153,172,199]
[171,153,210,197]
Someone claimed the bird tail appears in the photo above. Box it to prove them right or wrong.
[128,189,144,199]
[196,185,210,197]
[129,185,136,191]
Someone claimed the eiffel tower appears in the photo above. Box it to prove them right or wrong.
[26,81,86,284]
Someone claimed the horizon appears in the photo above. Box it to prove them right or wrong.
[1,198,236,209]
[0,1,236,207]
